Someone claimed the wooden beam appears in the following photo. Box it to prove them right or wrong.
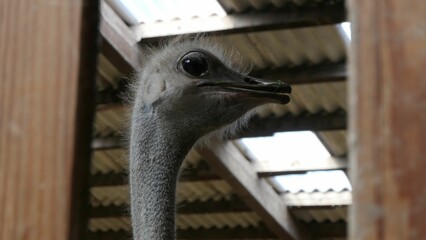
[255,156,347,177]
[199,142,310,239]
[0,1,99,240]
[177,225,276,239]
[239,111,346,138]
[87,222,346,240]
[100,1,139,74]
[132,3,346,41]
[348,0,426,239]
[87,225,276,240]
[306,221,346,239]
[253,62,346,85]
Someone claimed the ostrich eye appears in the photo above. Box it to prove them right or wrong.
[180,52,209,77]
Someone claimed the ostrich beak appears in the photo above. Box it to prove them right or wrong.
[197,74,292,104]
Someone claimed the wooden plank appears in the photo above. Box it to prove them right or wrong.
[255,156,347,177]
[87,222,346,240]
[239,111,346,138]
[307,221,346,239]
[253,62,346,85]
[0,1,99,240]
[87,225,276,240]
[199,142,310,240]
[348,0,426,239]
[100,1,139,74]
[132,3,346,41]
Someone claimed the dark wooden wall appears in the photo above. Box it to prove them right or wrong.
[349,0,426,239]
[0,1,99,239]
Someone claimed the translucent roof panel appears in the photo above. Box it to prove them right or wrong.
[107,0,227,25]
[241,131,352,193]
[274,170,352,193]
[341,22,351,40]
[241,131,330,162]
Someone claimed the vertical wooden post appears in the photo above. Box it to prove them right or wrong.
[348,1,426,239]
[0,1,99,240]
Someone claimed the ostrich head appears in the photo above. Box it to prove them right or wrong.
[133,38,291,140]
[129,38,292,240]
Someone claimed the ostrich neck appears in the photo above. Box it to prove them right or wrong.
[129,109,199,240]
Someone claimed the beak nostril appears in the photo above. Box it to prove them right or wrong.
[244,77,259,85]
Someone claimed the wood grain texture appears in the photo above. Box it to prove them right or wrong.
[0,1,99,240]
[348,0,426,239]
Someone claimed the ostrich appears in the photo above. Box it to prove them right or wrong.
[129,38,291,240]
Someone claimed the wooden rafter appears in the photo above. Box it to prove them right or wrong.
[87,225,276,240]
[253,62,346,85]
[100,1,139,74]
[239,111,346,138]
[254,156,347,177]
[87,221,346,240]
[199,142,310,239]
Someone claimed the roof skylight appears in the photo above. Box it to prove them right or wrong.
[107,0,227,25]
[341,22,351,40]
[242,131,330,162]
[241,131,352,193]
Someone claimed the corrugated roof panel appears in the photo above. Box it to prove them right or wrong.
[291,206,348,223]
[177,180,234,203]
[218,26,346,69]
[92,149,127,174]
[94,107,128,137]
[252,82,347,118]
[89,217,131,232]
[97,54,121,89]
[284,190,352,206]
[178,212,261,229]
[274,170,351,193]
[90,186,129,206]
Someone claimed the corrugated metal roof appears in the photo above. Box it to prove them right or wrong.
[284,190,351,207]
[89,212,262,232]
[291,206,348,223]
[220,25,346,69]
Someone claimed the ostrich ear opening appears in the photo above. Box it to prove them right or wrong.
[141,72,167,106]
